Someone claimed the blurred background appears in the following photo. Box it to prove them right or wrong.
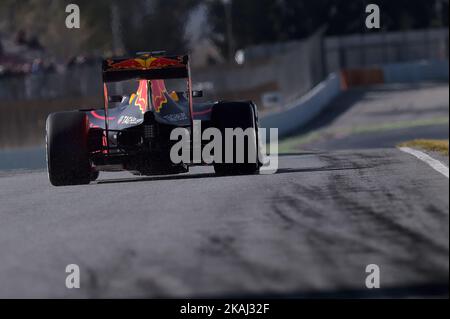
[0,0,448,168]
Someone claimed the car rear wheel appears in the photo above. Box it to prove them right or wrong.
[90,171,100,182]
[46,111,92,186]
[211,102,260,175]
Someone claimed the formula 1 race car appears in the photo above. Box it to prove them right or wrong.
[46,52,262,186]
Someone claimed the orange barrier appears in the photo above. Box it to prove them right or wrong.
[340,68,384,90]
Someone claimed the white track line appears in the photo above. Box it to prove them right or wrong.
[399,147,449,179]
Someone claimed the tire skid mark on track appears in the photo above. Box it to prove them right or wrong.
[267,150,448,287]
[323,152,449,276]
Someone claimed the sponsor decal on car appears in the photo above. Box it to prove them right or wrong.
[163,113,188,122]
[118,116,143,125]
[106,56,185,71]
[135,80,148,114]
[151,80,168,113]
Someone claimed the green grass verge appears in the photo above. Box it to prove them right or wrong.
[399,139,449,156]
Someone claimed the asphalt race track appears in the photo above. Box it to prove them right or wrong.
[0,83,448,298]
[0,150,448,298]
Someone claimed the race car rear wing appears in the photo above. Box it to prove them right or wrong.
[102,54,189,82]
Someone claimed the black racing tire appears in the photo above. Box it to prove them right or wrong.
[211,102,259,176]
[46,111,92,186]
[90,171,100,182]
